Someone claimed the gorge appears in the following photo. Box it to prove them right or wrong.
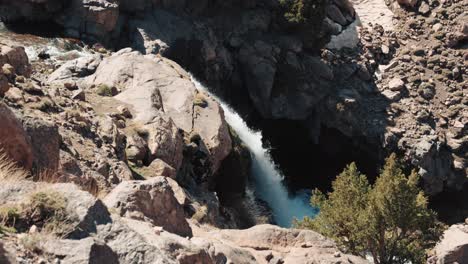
[0,0,466,263]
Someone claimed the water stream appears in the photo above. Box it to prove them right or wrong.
[192,77,316,227]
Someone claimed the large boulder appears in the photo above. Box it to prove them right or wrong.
[86,49,232,173]
[433,220,468,264]
[0,103,33,170]
[198,224,369,264]
[21,116,61,172]
[0,181,112,238]
[0,45,31,77]
[103,177,192,237]
[48,55,102,83]
[42,237,119,264]
[60,0,120,42]
[144,114,184,171]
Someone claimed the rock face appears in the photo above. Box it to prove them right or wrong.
[432,220,468,264]
[194,224,369,264]
[103,177,193,237]
[0,103,33,170]
[21,116,60,171]
[86,49,232,175]
[43,238,119,264]
[0,181,369,264]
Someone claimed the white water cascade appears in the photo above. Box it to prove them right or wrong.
[191,77,315,227]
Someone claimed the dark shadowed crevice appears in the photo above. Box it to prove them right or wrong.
[2,20,64,38]
[259,119,381,193]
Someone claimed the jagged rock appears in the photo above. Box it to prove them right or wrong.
[191,237,258,263]
[193,92,232,173]
[42,237,119,264]
[59,150,83,176]
[72,89,86,101]
[197,225,369,263]
[147,159,177,179]
[388,77,405,91]
[48,55,102,83]
[87,49,232,173]
[0,73,9,96]
[382,90,401,101]
[418,1,431,15]
[21,116,60,171]
[0,181,112,238]
[125,134,148,163]
[103,177,192,237]
[327,4,348,26]
[433,220,468,264]
[144,114,184,171]
[0,103,33,170]
[0,45,31,77]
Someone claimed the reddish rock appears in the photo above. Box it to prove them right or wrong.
[0,103,33,170]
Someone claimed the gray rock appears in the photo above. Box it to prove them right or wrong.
[103,177,192,237]
[42,237,119,264]
[434,220,468,264]
[22,116,60,171]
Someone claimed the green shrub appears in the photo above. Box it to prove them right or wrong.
[295,154,444,264]
[97,84,114,97]
[279,0,326,24]
[0,191,75,236]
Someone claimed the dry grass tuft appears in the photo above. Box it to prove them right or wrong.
[0,190,76,237]
[0,151,29,182]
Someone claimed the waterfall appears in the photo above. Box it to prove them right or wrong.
[191,76,316,227]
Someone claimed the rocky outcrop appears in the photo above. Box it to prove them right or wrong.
[0,103,33,170]
[103,177,193,237]
[0,177,369,263]
[43,237,119,264]
[0,45,31,77]
[194,224,369,264]
[21,116,60,172]
[85,49,232,175]
[431,219,468,264]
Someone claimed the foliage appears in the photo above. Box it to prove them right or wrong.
[0,191,75,236]
[97,84,114,97]
[279,0,327,24]
[294,154,444,264]
[0,151,29,181]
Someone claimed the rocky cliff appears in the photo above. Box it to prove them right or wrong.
[0,41,369,263]
[0,0,466,262]
[1,0,463,200]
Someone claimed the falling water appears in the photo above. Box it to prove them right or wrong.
[191,77,315,227]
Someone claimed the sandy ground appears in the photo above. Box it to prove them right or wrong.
[352,0,395,31]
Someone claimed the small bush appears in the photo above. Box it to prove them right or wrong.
[97,84,114,97]
[0,191,75,236]
[191,205,208,223]
[31,98,55,112]
[0,205,20,226]
[294,154,444,264]
[19,233,44,253]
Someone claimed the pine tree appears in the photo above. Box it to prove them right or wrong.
[294,154,444,263]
